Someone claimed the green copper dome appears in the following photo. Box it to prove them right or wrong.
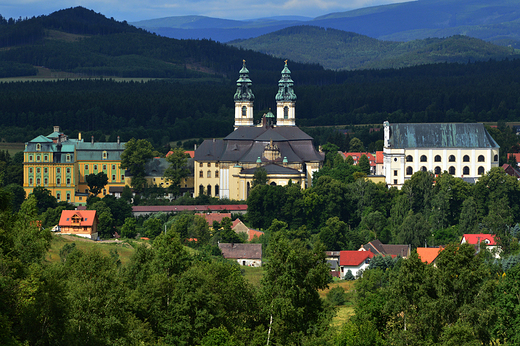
[275,61,297,102]
[234,60,255,102]
[266,110,275,118]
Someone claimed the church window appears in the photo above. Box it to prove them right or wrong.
[463,155,470,162]
[85,165,89,171]
[44,168,48,174]
[284,106,289,119]
[449,155,456,162]
[247,182,250,198]
[215,185,219,196]
[36,155,40,162]
[449,166,455,175]
[121,174,125,181]
[199,171,203,178]
[478,166,485,175]
[215,162,219,167]
[463,166,470,175]
[478,155,485,162]
[207,185,212,196]
[215,170,219,178]
[420,155,427,162]
[242,106,247,117]
[406,155,413,162]
[406,166,413,175]
[434,166,441,175]
[421,166,427,172]
[270,182,277,186]
[434,155,441,162]
[394,179,397,185]
[199,185,204,196]
[207,171,211,178]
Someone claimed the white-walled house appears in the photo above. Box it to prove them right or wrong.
[461,233,501,258]
[218,243,262,267]
[339,250,374,278]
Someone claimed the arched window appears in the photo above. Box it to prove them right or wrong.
[57,178,61,185]
[270,182,277,186]
[449,155,456,162]
[29,168,33,173]
[207,185,212,196]
[66,168,71,174]
[242,106,247,117]
[420,155,427,162]
[449,166,455,175]
[247,182,250,198]
[494,154,498,162]
[199,171,203,178]
[463,155,470,162]
[478,155,485,162]
[44,178,48,185]
[434,166,441,175]
[56,193,60,201]
[36,143,41,151]
[66,193,70,201]
[66,178,70,185]
[215,170,219,178]
[421,166,427,172]
[56,168,61,174]
[463,166,470,175]
[406,166,413,175]
[215,185,219,196]
[478,166,485,175]
[36,178,41,185]
[434,155,441,162]
[102,151,108,160]
[207,171,211,178]
[199,185,204,195]
[29,178,33,185]
[284,106,289,119]
[406,155,413,162]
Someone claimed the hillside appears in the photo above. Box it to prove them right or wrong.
[229,26,518,70]
[131,0,520,48]
[0,7,322,79]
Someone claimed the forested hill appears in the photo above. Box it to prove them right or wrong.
[0,7,322,79]
[230,26,519,70]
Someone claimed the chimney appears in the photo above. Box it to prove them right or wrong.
[91,136,94,144]
[117,136,120,144]
[53,126,60,133]
[78,132,82,141]
[194,144,197,151]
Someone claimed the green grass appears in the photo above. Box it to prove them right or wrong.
[241,265,264,288]
[0,142,24,155]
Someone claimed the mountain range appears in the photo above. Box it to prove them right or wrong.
[130,0,520,48]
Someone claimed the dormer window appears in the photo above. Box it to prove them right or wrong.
[102,151,108,160]
[66,154,71,162]
[36,143,41,151]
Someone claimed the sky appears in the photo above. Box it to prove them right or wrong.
[0,0,411,22]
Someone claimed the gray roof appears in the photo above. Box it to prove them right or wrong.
[76,141,125,161]
[388,123,499,149]
[224,126,313,141]
[219,243,262,260]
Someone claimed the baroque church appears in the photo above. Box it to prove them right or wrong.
[193,61,324,200]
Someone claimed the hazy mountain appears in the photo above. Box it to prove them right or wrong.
[132,0,520,47]
[229,26,519,70]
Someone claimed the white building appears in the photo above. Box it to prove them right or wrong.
[383,122,500,188]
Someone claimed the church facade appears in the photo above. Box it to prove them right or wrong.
[383,122,500,188]
[193,61,324,200]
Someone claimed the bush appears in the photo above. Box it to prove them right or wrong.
[326,286,346,306]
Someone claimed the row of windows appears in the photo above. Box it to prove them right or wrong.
[55,192,71,201]
[199,184,219,196]
[29,177,71,186]
[199,170,219,178]
[29,167,71,174]
[405,166,486,176]
[405,154,498,163]
[28,154,72,162]
[84,164,118,171]
[199,162,219,168]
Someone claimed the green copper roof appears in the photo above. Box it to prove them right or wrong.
[234,60,254,102]
[266,110,275,118]
[275,61,297,102]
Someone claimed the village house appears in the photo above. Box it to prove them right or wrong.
[461,233,500,258]
[359,239,411,258]
[339,250,374,279]
[58,210,98,239]
[416,247,444,265]
[218,243,262,267]
[232,219,264,241]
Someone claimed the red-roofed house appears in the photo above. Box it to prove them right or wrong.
[416,247,443,264]
[461,234,500,257]
[508,153,520,167]
[232,219,265,241]
[342,152,376,174]
[195,213,232,227]
[339,251,374,278]
[375,151,384,175]
[503,164,520,179]
[58,210,98,239]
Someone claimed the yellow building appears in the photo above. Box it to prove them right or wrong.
[194,61,324,200]
[383,122,500,188]
[24,126,126,205]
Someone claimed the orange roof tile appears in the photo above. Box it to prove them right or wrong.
[59,210,97,227]
[342,152,376,166]
[375,151,384,164]
[195,213,232,225]
[416,247,443,264]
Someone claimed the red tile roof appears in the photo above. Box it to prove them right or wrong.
[342,152,376,166]
[339,251,374,266]
[461,234,496,246]
[248,229,264,241]
[195,213,232,225]
[416,247,443,264]
[59,210,97,227]
[375,151,384,164]
[508,153,520,163]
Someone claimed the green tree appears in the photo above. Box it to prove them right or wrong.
[252,167,267,188]
[30,186,57,214]
[88,201,113,239]
[120,138,154,193]
[349,137,365,152]
[358,154,371,175]
[318,216,347,250]
[163,148,190,197]
[85,172,109,197]
[120,217,138,238]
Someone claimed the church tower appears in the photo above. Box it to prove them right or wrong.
[275,61,297,126]
[234,60,254,128]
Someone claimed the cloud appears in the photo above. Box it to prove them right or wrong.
[0,0,412,22]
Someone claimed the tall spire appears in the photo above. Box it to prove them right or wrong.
[234,60,254,128]
[276,60,296,126]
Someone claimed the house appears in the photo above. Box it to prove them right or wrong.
[383,122,500,188]
[24,126,126,205]
[232,219,264,241]
[461,233,500,257]
[342,152,376,174]
[502,164,520,179]
[58,210,98,239]
[416,247,443,264]
[359,239,411,258]
[339,250,374,278]
[375,151,384,175]
[195,212,232,227]
[193,61,324,200]
[218,243,262,266]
